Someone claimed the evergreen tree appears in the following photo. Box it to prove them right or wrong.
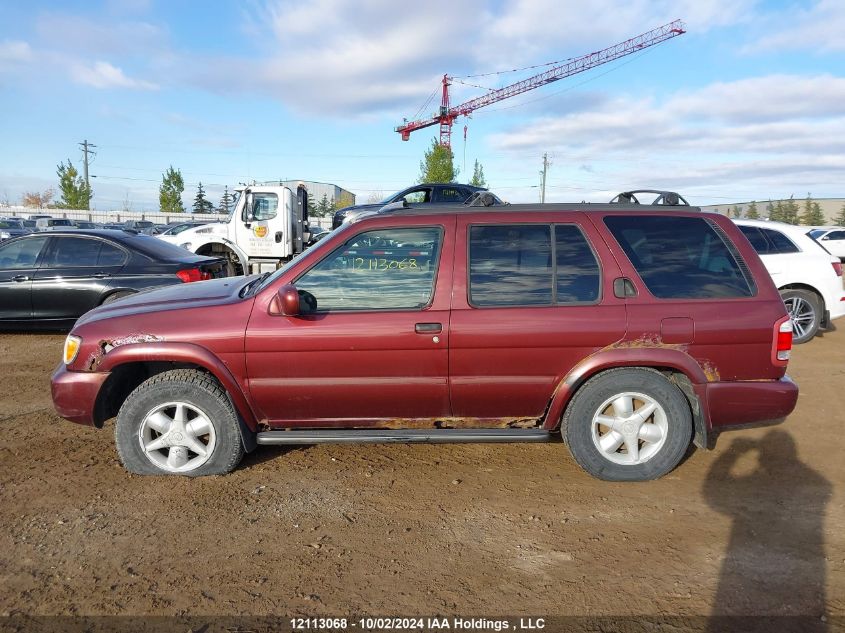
[192,182,214,214]
[745,201,759,219]
[732,205,742,219]
[56,159,92,210]
[835,202,845,227]
[314,193,332,217]
[765,200,775,220]
[470,159,487,187]
[770,200,785,222]
[159,166,185,213]
[218,185,235,214]
[782,195,799,224]
[307,192,317,216]
[800,195,825,226]
[418,138,458,183]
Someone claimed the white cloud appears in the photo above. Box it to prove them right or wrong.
[71,61,159,90]
[747,0,845,53]
[0,40,33,63]
[487,73,845,201]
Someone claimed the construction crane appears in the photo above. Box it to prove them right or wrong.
[395,20,686,148]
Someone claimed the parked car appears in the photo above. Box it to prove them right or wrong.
[73,220,100,230]
[306,224,330,245]
[0,218,32,242]
[22,219,37,230]
[734,220,845,344]
[158,221,210,236]
[52,193,798,481]
[35,218,75,231]
[332,183,489,228]
[0,230,225,330]
[808,227,845,260]
[124,220,156,232]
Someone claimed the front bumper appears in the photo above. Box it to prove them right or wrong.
[702,375,798,430]
[51,363,110,426]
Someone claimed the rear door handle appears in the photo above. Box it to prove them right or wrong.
[94,273,111,279]
[12,275,29,282]
[415,322,442,334]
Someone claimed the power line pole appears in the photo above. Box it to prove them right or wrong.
[79,139,96,210]
[540,153,550,203]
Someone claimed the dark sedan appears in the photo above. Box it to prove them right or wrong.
[332,183,488,229]
[0,230,225,329]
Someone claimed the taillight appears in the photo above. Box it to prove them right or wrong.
[176,268,211,283]
[832,261,842,277]
[772,317,793,365]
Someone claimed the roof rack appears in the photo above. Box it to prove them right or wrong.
[609,190,690,206]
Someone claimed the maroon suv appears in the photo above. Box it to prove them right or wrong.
[51,198,798,481]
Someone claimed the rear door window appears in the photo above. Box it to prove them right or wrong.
[468,224,601,306]
[44,236,102,267]
[604,216,754,299]
[436,187,468,203]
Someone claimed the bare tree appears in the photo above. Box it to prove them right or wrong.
[21,188,55,208]
[366,191,385,204]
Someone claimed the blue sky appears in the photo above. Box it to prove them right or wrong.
[1,0,844,211]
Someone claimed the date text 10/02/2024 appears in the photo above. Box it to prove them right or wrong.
[290,617,546,630]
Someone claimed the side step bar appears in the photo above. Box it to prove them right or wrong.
[256,428,552,446]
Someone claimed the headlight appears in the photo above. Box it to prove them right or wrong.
[180,242,192,250]
[63,335,82,365]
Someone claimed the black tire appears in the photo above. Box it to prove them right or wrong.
[562,368,692,482]
[101,291,134,305]
[115,369,244,476]
[779,288,821,344]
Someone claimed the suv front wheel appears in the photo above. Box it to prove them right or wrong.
[115,369,244,476]
[563,368,692,482]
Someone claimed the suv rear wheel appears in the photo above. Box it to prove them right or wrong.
[779,288,821,344]
[115,369,244,476]
[563,368,692,481]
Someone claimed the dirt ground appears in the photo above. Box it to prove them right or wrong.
[0,327,843,623]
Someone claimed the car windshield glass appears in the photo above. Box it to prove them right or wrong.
[808,229,826,239]
[0,220,22,229]
[168,223,205,235]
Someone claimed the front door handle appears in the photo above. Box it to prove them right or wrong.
[12,275,29,282]
[415,322,442,334]
[94,272,111,279]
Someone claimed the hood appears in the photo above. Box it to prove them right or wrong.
[75,276,251,327]
[158,222,229,244]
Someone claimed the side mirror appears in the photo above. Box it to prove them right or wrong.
[244,192,255,222]
[268,284,300,316]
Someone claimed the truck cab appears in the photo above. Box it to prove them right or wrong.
[159,183,310,276]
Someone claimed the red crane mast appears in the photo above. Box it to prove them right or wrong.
[396,20,686,148]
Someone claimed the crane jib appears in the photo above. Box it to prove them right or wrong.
[395,19,686,147]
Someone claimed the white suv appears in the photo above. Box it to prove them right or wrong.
[808,227,845,260]
[734,220,845,343]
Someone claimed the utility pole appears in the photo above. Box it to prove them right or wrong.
[78,139,96,210]
[540,153,550,203]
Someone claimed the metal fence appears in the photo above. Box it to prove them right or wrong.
[0,205,334,228]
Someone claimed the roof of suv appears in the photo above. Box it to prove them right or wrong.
[356,201,703,222]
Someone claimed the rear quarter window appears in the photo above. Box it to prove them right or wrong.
[604,216,755,299]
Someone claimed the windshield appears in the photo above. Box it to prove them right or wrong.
[0,220,23,229]
[808,229,826,239]
[166,223,206,235]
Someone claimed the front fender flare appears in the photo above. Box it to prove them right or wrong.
[96,341,258,432]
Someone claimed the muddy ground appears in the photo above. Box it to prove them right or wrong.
[0,328,843,623]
